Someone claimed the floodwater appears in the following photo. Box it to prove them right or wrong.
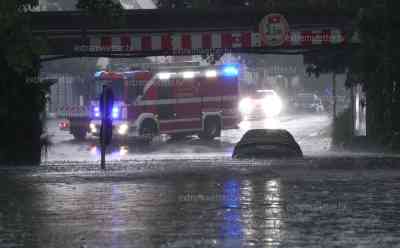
[1,158,400,247]
[44,113,332,162]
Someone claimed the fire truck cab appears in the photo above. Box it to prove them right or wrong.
[89,64,241,142]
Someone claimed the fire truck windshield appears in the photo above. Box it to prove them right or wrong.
[93,79,124,101]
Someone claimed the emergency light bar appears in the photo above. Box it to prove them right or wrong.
[222,65,239,77]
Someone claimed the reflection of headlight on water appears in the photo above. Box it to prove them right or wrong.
[120,146,128,156]
[263,97,282,117]
[90,145,98,155]
[239,98,253,114]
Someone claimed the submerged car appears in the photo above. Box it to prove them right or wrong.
[239,90,283,119]
[232,129,303,159]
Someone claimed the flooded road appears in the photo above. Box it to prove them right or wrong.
[1,159,400,247]
[44,113,332,162]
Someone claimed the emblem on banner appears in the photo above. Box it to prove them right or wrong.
[259,13,289,47]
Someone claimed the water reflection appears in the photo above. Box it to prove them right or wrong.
[264,179,283,246]
[221,179,242,247]
[239,117,281,132]
[2,168,400,247]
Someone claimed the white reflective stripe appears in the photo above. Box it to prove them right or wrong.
[311,31,322,45]
[203,96,221,102]
[251,32,261,47]
[142,75,158,96]
[176,98,201,104]
[223,125,238,129]
[222,115,239,119]
[137,98,176,106]
[131,36,141,50]
[171,34,181,50]
[290,31,302,46]
[137,95,233,106]
[191,33,202,49]
[222,95,239,101]
[159,118,199,124]
[112,37,121,51]
[164,128,201,134]
[212,33,221,48]
[232,32,242,48]
[152,35,162,50]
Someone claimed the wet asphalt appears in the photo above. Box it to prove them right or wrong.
[1,114,399,247]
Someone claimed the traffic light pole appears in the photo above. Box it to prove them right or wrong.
[100,89,106,170]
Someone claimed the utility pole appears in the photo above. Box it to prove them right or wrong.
[332,72,337,122]
[100,93,106,170]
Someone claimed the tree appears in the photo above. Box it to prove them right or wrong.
[0,0,51,165]
[350,0,400,145]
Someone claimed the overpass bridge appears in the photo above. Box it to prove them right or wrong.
[30,8,360,60]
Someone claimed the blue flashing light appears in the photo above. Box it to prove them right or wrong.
[222,65,239,77]
[112,107,119,119]
[93,106,120,119]
[112,107,119,114]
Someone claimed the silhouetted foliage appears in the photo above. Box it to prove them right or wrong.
[0,0,51,165]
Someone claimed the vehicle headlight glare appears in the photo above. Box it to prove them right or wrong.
[118,123,129,135]
[90,123,97,133]
[239,98,253,114]
[263,96,282,116]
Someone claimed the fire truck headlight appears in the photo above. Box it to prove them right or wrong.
[112,107,119,119]
[90,123,97,133]
[93,107,100,118]
[205,70,217,78]
[239,98,253,114]
[223,65,239,77]
[118,123,129,135]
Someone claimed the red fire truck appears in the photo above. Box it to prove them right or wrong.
[57,70,124,140]
[88,64,241,142]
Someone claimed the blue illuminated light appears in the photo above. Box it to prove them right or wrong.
[223,65,239,77]
[93,106,120,119]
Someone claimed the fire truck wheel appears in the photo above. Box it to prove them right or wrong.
[71,128,86,140]
[139,119,158,143]
[199,117,221,140]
